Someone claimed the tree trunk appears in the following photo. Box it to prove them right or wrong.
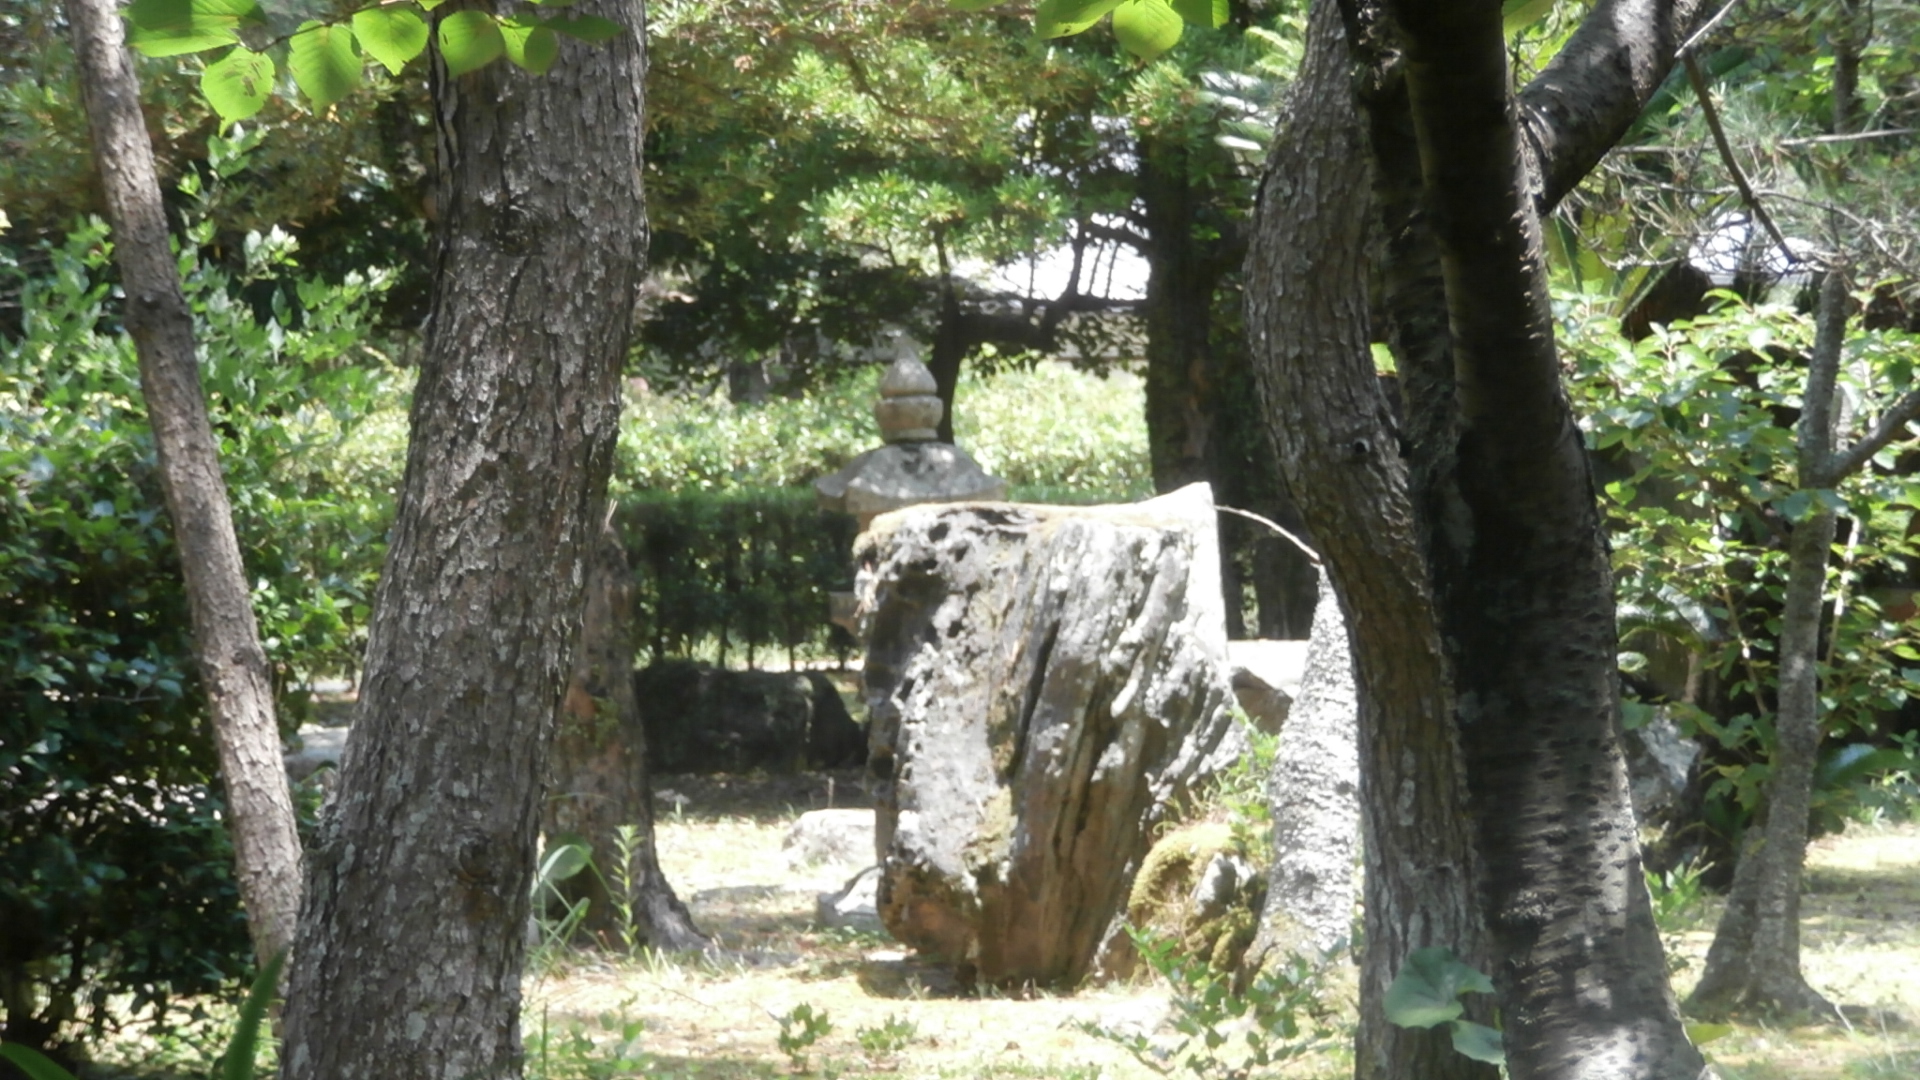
[1244,5,1494,1078]
[1686,274,1849,1021]
[1245,569,1358,970]
[546,508,706,951]
[277,0,648,1074]
[1341,0,1705,1069]
[63,0,302,970]
[1139,136,1220,496]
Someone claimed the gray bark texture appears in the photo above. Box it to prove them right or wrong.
[276,0,647,1074]
[1687,274,1850,1020]
[1245,570,1358,971]
[857,484,1240,988]
[545,509,706,952]
[1245,4,1494,1077]
[63,0,303,969]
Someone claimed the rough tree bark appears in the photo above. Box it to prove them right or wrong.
[276,0,647,1073]
[1249,0,1719,1073]
[1244,569,1358,971]
[63,0,302,969]
[545,508,705,951]
[1245,5,1493,1077]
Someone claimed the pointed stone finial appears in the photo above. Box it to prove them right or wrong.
[875,355,943,443]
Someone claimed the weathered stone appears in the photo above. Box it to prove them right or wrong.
[1625,707,1699,826]
[813,443,1008,528]
[784,809,878,870]
[634,662,864,774]
[1226,640,1309,734]
[858,483,1240,987]
[1245,570,1359,974]
[285,725,350,782]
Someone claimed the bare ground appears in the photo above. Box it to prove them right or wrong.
[527,774,1920,1080]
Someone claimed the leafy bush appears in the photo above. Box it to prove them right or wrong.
[0,222,398,1052]
[617,361,1150,498]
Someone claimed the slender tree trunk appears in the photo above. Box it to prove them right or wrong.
[1139,136,1220,495]
[546,507,706,951]
[277,0,647,1073]
[63,0,302,970]
[1686,274,1850,1020]
[1245,6,1494,1078]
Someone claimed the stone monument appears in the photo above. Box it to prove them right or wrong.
[812,355,1007,530]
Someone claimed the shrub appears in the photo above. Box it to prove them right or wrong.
[0,222,398,1053]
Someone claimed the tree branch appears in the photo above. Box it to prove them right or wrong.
[1518,0,1715,211]
[1684,56,1800,266]
[1828,389,1920,482]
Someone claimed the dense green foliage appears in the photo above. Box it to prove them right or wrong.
[1564,290,1920,849]
[0,222,396,1049]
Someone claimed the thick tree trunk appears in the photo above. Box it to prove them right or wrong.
[1686,274,1849,1021]
[546,509,706,951]
[1244,5,1494,1078]
[1245,569,1358,969]
[277,0,647,1074]
[63,0,302,970]
[1348,0,1704,1069]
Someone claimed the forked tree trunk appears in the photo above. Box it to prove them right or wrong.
[277,0,648,1073]
[546,508,706,951]
[1244,7,1493,1077]
[63,0,302,969]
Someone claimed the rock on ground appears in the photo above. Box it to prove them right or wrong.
[858,483,1240,987]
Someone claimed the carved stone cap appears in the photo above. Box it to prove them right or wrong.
[875,356,942,443]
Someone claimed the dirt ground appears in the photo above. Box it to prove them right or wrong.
[524,773,1920,1080]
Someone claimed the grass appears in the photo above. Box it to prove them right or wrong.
[77,778,1919,1079]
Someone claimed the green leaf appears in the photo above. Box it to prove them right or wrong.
[0,1044,79,1080]
[352,5,429,76]
[543,13,623,42]
[200,46,273,122]
[500,17,558,73]
[1685,1021,1734,1047]
[222,952,286,1080]
[1383,947,1495,1029]
[124,0,259,57]
[1110,0,1182,58]
[1449,1021,1507,1066]
[1169,0,1227,27]
[1501,0,1555,37]
[1034,0,1125,38]
[288,21,361,111]
[438,10,506,75]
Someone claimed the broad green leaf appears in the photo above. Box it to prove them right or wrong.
[1501,0,1555,37]
[221,952,287,1080]
[500,17,558,74]
[1383,947,1495,1029]
[543,13,622,41]
[124,0,259,57]
[0,1044,79,1080]
[352,5,429,76]
[1169,0,1227,28]
[288,21,361,111]
[536,839,591,888]
[1685,1022,1734,1047]
[439,10,506,75]
[1034,0,1125,38]
[1449,1021,1506,1066]
[1110,0,1182,57]
[200,46,273,122]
